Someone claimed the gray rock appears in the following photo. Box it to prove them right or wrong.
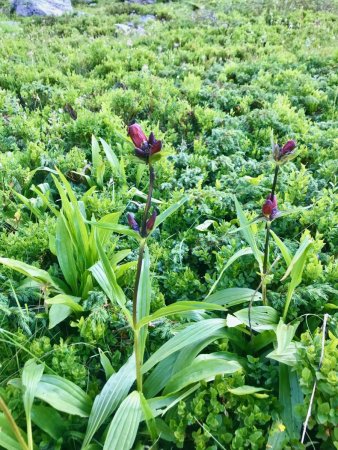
[11,0,73,16]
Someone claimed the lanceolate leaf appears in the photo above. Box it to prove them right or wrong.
[142,319,227,374]
[137,301,225,329]
[82,354,136,449]
[0,258,59,290]
[205,287,261,307]
[234,306,279,331]
[163,357,242,395]
[149,196,189,234]
[206,248,254,297]
[281,235,312,282]
[103,391,142,450]
[267,320,301,366]
[270,230,292,266]
[279,364,303,439]
[22,359,44,420]
[228,385,267,395]
[27,375,90,417]
[31,405,67,440]
[233,196,263,272]
[99,138,121,176]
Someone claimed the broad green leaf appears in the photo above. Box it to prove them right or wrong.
[148,384,201,417]
[206,248,254,297]
[88,221,141,241]
[234,306,279,331]
[270,230,292,266]
[143,333,225,398]
[48,304,72,329]
[22,359,44,421]
[31,405,66,440]
[150,196,189,233]
[142,319,227,374]
[12,190,43,219]
[34,375,91,417]
[99,138,121,176]
[103,391,142,450]
[92,135,105,187]
[55,214,78,293]
[206,287,261,307]
[92,230,131,324]
[163,357,242,395]
[140,393,157,441]
[233,196,263,272]
[267,320,301,366]
[137,301,225,329]
[228,385,267,395]
[137,245,151,358]
[45,294,82,312]
[281,235,312,282]
[99,349,115,380]
[95,212,123,247]
[137,245,151,322]
[0,258,59,290]
[82,354,135,449]
[279,364,303,439]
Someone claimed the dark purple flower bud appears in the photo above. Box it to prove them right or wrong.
[262,195,277,217]
[134,148,147,159]
[150,140,162,155]
[270,207,280,220]
[146,210,157,232]
[127,213,140,232]
[128,123,147,149]
[148,132,156,146]
[280,140,296,156]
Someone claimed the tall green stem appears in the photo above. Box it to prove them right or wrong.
[132,163,155,392]
[262,165,279,305]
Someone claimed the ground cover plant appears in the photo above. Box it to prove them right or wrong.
[0,0,337,448]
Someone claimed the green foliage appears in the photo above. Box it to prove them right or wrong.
[296,327,338,449]
[0,0,337,448]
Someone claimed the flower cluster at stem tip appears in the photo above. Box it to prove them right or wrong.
[262,140,297,220]
[126,121,161,236]
[127,122,162,162]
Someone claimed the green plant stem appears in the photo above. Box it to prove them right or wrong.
[133,163,155,392]
[261,165,280,305]
[0,396,29,450]
[26,413,33,450]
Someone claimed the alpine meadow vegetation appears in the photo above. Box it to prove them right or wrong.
[0,0,337,449]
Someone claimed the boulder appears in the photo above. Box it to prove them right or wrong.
[11,0,73,16]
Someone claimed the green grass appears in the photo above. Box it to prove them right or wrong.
[0,0,337,449]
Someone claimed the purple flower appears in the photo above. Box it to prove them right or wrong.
[262,194,278,218]
[146,210,157,232]
[127,122,162,161]
[127,123,147,149]
[273,139,297,164]
[280,140,297,156]
[127,213,140,232]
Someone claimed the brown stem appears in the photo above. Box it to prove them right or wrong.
[262,165,279,305]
